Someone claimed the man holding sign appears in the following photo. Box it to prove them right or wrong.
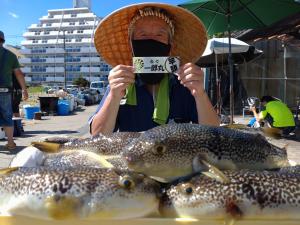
[90,3,219,135]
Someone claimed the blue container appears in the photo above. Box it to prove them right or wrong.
[57,100,70,116]
[23,106,40,120]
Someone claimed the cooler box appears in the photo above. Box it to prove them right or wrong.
[23,105,40,120]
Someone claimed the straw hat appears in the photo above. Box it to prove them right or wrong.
[94,3,207,67]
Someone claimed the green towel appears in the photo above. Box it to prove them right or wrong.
[124,75,169,125]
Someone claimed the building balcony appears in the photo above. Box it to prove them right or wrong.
[80,67,100,73]
[40,13,96,22]
[21,67,31,73]
[46,67,65,73]
[79,57,100,63]
[80,47,97,53]
[20,49,31,55]
[19,58,31,64]
[28,24,43,29]
[25,76,32,82]
[21,48,65,55]
[46,76,64,82]
[26,57,65,64]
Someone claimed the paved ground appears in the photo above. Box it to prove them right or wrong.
[0,108,299,168]
[0,104,97,168]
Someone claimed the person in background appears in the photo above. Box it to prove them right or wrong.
[89,3,219,135]
[12,72,23,118]
[250,95,296,136]
[0,30,28,150]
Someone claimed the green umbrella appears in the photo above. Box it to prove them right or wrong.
[179,0,300,123]
[179,0,300,35]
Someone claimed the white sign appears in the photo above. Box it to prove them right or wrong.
[133,56,180,74]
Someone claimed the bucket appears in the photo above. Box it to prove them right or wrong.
[57,100,69,116]
[13,117,23,137]
[0,127,5,139]
[23,106,40,120]
[34,112,42,120]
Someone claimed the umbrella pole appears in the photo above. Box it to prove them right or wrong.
[227,0,234,124]
[215,53,220,115]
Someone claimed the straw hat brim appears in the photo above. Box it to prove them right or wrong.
[94,2,207,67]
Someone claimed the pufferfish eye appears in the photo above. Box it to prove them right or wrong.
[118,175,135,189]
[180,183,194,195]
[152,144,166,155]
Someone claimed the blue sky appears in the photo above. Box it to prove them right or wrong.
[0,0,184,46]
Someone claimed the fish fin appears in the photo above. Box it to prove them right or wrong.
[149,176,170,183]
[223,124,247,129]
[75,151,115,168]
[224,218,236,225]
[192,153,208,171]
[0,167,19,175]
[283,143,289,150]
[225,201,243,224]
[31,141,61,153]
[45,195,83,220]
[261,127,282,139]
[44,136,78,144]
[102,155,122,160]
[193,156,230,184]
[87,152,115,168]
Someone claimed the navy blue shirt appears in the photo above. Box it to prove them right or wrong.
[89,75,198,132]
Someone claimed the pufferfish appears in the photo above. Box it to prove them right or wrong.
[160,170,300,221]
[0,167,160,220]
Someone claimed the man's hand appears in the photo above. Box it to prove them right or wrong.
[250,106,256,112]
[177,63,205,98]
[108,65,135,99]
[22,89,28,101]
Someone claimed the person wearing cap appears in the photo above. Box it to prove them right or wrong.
[0,30,28,150]
[250,95,296,136]
[90,3,219,135]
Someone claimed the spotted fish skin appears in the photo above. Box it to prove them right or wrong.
[277,165,300,174]
[160,170,300,219]
[43,151,128,170]
[0,167,160,220]
[123,124,289,180]
[62,132,141,155]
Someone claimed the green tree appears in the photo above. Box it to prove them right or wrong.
[73,76,90,87]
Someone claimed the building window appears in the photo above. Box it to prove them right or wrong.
[32,58,46,63]
[46,23,51,27]
[44,31,50,35]
[66,39,72,43]
[71,14,77,17]
[69,22,75,26]
[77,30,83,34]
[32,40,38,43]
[79,21,85,25]
[42,40,48,43]
[35,32,40,35]
[75,38,82,42]
[67,30,73,34]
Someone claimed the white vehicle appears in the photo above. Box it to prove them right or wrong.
[90,81,106,96]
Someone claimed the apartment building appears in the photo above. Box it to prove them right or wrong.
[20,0,110,86]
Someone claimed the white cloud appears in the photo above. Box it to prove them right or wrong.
[8,12,19,19]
